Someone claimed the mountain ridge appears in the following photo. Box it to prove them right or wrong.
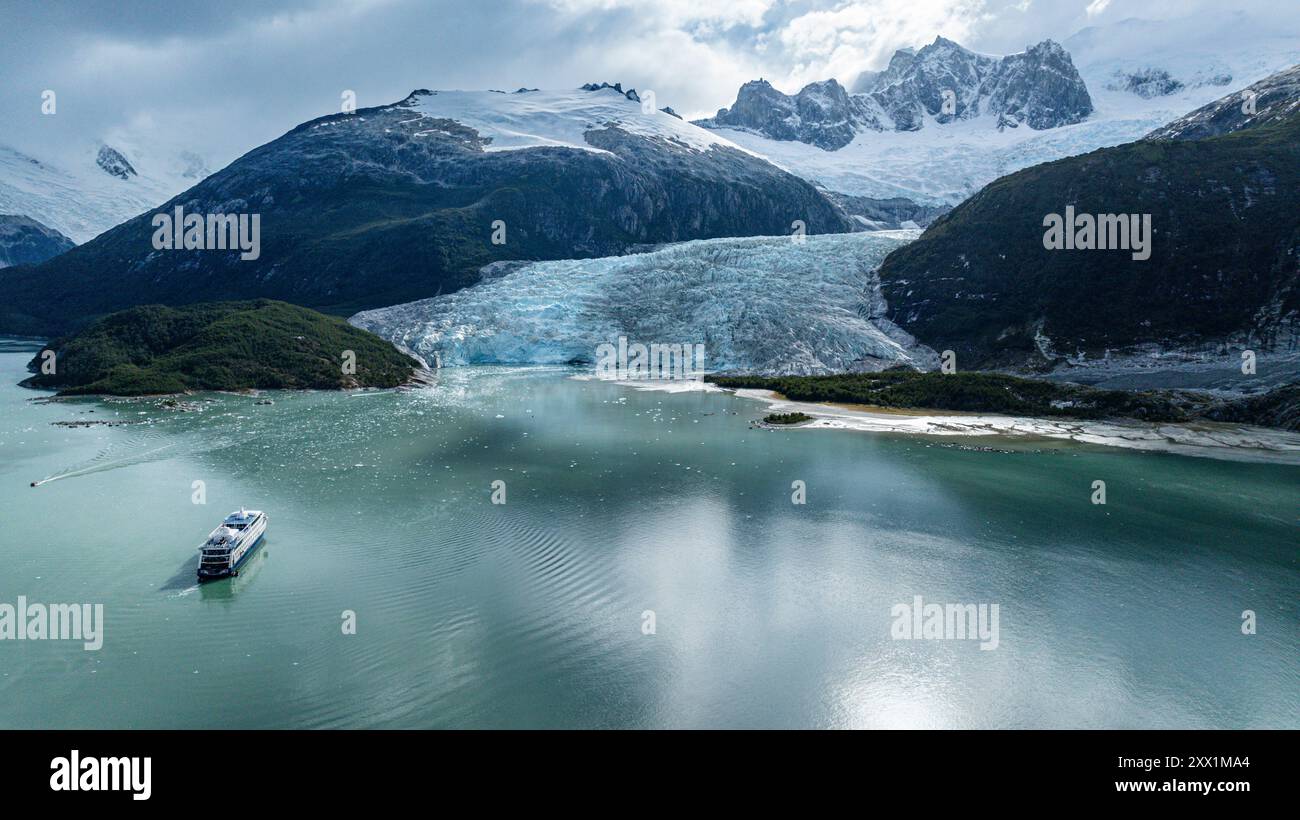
[0,215,75,269]
[0,86,854,336]
[1144,64,1300,140]
[875,66,1300,374]
[695,37,1093,151]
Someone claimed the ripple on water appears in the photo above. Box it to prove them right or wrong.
[3,360,1297,729]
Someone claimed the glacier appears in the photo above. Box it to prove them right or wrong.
[0,141,206,243]
[351,231,938,376]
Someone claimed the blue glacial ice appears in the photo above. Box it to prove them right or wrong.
[351,231,939,375]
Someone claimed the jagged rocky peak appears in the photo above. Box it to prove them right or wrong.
[694,77,878,151]
[884,46,917,74]
[696,79,792,136]
[1105,66,1234,100]
[1109,68,1185,98]
[985,39,1094,130]
[869,36,1092,131]
[1145,63,1300,141]
[581,81,641,102]
[391,89,434,108]
[798,79,856,119]
[697,36,1092,150]
[95,145,137,179]
[868,36,998,129]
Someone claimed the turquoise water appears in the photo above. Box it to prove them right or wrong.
[0,345,1296,728]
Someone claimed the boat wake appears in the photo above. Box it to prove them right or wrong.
[30,442,177,487]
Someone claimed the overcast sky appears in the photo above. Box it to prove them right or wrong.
[0,0,1294,170]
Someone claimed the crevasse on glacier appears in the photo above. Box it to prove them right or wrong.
[351,231,939,376]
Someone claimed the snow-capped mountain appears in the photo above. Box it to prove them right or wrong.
[876,63,1300,376]
[0,140,208,243]
[1065,12,1297,94]
[697,38,1092,149]
[1063,13,1299,133]
[94,146,137,180]
[0,85,853,336]
[400,85,744,154]
[0,215,74,269]
[868,38,1092,131]
[694,79,870,151]
[351,231,937,375]
[1145,64,1300,140]
[693,21,1299,207]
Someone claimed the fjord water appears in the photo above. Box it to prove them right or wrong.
[0,345,1296,729]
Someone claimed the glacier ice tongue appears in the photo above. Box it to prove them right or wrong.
[351,231,938,375]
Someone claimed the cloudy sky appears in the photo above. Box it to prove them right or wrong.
[0,0,1294,170]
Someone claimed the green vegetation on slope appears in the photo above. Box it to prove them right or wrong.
[22,300,418,396]
[876,114,1300,368]
[0,102,852,337]
[709,371,1300,430]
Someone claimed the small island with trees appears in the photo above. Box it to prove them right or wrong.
[21,300,420,396]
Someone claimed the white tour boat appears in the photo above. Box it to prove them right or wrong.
[197,509,267,581]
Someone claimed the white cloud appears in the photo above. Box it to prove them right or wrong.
[774,0,988,89]
[540,0,774,30]
[1,0,1296,172]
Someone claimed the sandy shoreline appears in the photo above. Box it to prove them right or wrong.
[567,373,1300,462]
[731,388,1300,463]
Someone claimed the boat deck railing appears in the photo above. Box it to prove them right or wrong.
[196,517,262,566]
